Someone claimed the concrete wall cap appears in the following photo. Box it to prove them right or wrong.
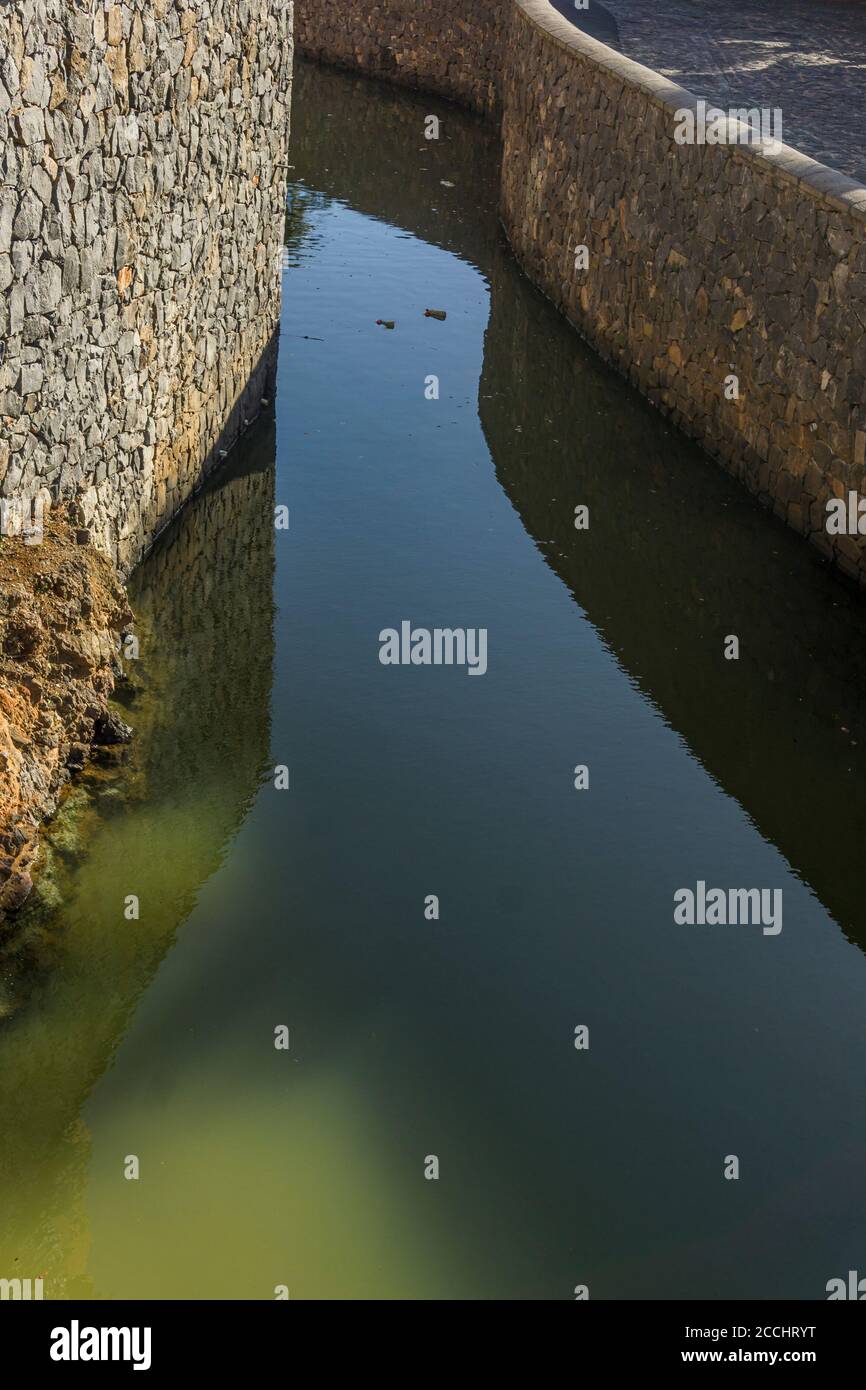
[515,0,866,218]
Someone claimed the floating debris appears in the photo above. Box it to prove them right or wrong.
[440,180,455,187]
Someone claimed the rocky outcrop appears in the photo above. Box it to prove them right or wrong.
[0,510,132,917]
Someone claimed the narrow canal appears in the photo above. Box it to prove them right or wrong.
[2,59,866,1300]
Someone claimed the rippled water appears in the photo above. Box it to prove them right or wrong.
[2,59,866,1300]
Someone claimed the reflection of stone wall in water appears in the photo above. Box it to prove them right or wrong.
[297,0,866,585]
[129,414,276,839]
[0,421,276,1295]
[290,50,866,951]
[479,248,866,950]
[0,0,292,573]
[290,60,500,273]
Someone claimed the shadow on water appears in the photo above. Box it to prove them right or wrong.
[293,58,866,957]
[0,417,276,1295]
[289,61,501,274]
[480,277,866,953]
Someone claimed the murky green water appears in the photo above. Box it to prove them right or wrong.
[2,59,866,1300]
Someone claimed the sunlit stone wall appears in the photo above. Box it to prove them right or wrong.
[502,1,866,583]
[295,0,503,117]
[0,0,293,573]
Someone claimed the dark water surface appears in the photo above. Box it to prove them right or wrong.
[2,59,866,1300]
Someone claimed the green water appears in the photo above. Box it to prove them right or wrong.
[2,60,866,1300]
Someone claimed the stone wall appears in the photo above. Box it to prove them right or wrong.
[0,0,293,573]
[295,0,504,117]
[502,1,866,582]
[297,0,866,583]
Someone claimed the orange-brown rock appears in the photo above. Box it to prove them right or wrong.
[0,512,132,919]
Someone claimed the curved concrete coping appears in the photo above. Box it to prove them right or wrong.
[517,0,866,217]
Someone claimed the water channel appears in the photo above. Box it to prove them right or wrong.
[2,59,865,1300]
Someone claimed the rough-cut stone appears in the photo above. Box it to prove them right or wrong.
[499,0,866,584]
[296,0,502,117]
[0,1,293,918]
[0,0,294,575]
